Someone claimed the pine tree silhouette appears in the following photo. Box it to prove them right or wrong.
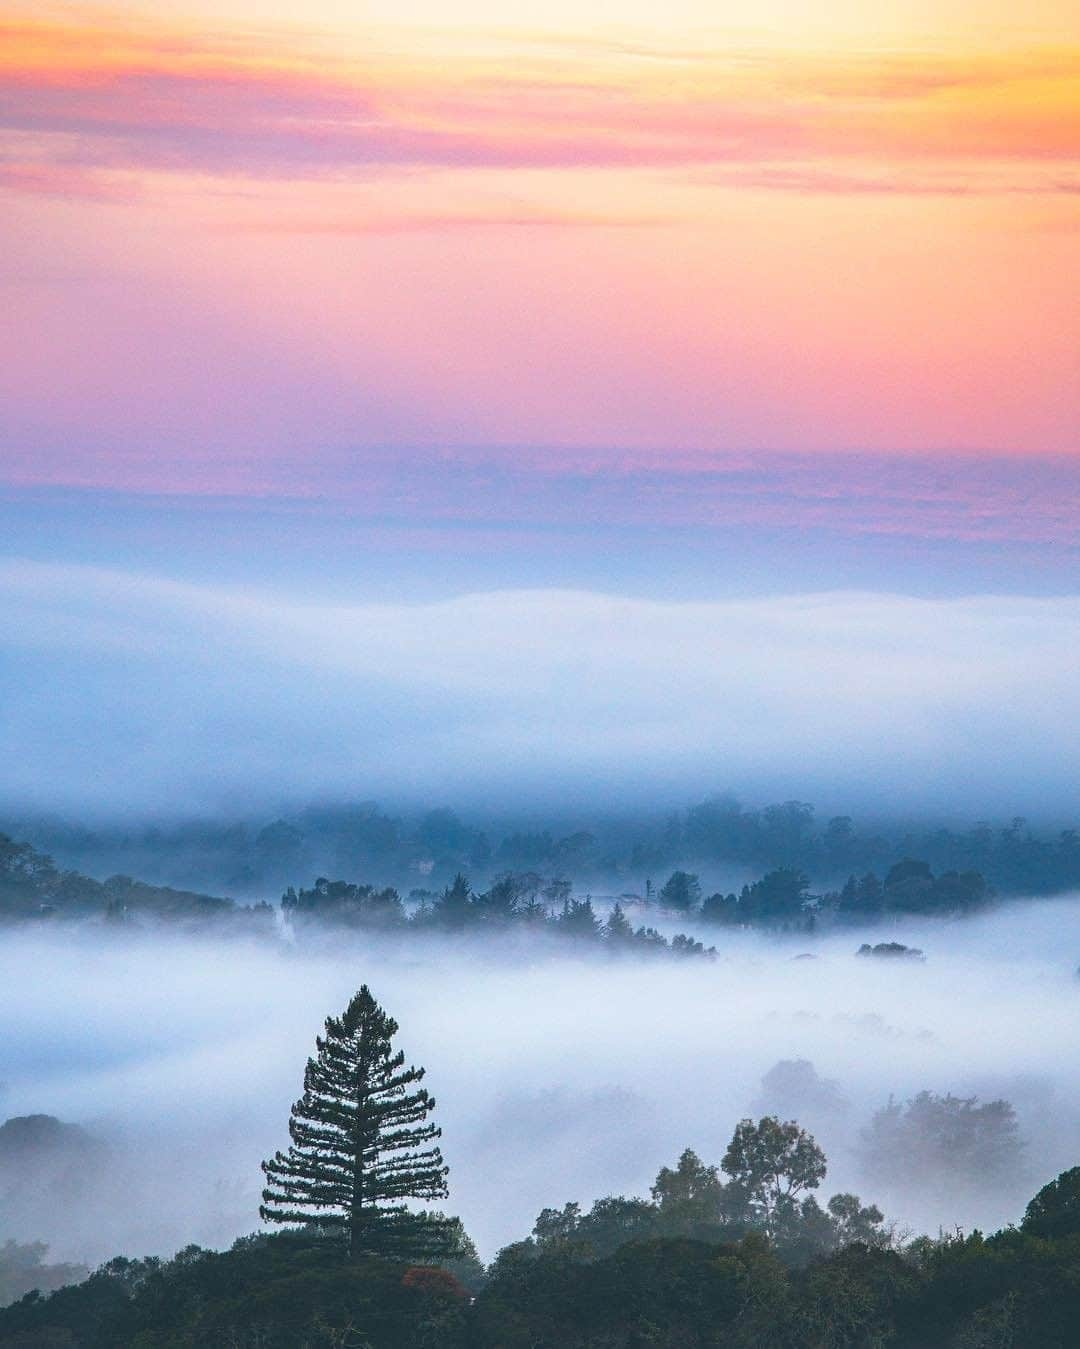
[260,985,449,1256]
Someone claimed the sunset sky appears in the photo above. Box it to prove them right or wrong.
[2,0,1076,495]
[2,2,1079,814]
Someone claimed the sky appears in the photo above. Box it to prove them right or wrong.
[1,0,1076,485]
[1,0,1078,818]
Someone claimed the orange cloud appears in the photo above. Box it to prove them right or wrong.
[1,14,1076,199]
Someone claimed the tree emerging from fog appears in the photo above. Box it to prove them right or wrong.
[722,1115,827,1236]
[260,985,449,1258]
[861,1090,1024,1198]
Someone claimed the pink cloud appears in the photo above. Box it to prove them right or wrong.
[0,159,135,201]
[2,18,1076,189]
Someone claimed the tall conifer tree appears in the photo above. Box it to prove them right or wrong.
[260,985,449,1256]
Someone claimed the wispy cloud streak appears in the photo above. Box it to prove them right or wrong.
[1,16,1076,198]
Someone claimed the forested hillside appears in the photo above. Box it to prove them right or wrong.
[2,1158,1077,1346]
[9,798,1080,903]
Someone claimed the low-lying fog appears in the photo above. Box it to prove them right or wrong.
[5,559,1080,819]
[3,896,1079,1266]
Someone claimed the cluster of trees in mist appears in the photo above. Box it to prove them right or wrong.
[284,874,716,956]
[283,856,988,941]
[2,826,998,951]
[655,858,988,928]
[9,794,1080,902]
[0,834,245,926]
[1,986,1075,1347]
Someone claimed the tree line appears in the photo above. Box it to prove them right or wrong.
[0,827,999,942]
[284,873,717,955]
[283,857,989,940]
[10,794,1080,901]
[656,857,989,927]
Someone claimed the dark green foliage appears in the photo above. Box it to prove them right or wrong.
[571,1197,660,1257]
[700,890,739,924]
[856,941,925,960]
[657,870,701,911]
[881,859,988,915]
[0,1235,471,1348]
[721,1117,828,1235]
[475,1179,1080,1348]
[282,878,405,928]
[766,1242,921,1349]
[738,869,811,925]
[901,1224,1080,1349]
[1021,1166,1080,1239]
[279,863,716,957]
[651,1149,732,1240]
[1,821,1010,944]
[476,1235,753,1347]
[556,897,601,939]
[432,873,473,930]
[260,986,449,1258]
[427,1214,487,1291]
[603,901,634,945]
[0,833,246,926]
[836,862,988,921]
[516,1131,885,1279]
[533,1201,583,1247]
[826,1193,887,1248]
[7,1167,1080,1348]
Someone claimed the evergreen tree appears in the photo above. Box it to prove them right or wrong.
[557,896,600,939]
[260,985,449,1257]
[433,873,473,930]
[604,901,634,946]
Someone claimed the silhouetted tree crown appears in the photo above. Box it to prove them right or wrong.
[722,1115,827,1234]
[260,985,448,1257]
[657,870,701,911]
[1022,1166,1080,1239]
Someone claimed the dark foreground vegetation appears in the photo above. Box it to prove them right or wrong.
[3,986,1078,1347]
[3,1168,1078,1346]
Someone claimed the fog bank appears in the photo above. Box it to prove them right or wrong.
[2,896,1079,1264]
[2,559,1080,818]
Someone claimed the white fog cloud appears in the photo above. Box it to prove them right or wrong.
[1,900,1079,1263]
[1,558,1078,816]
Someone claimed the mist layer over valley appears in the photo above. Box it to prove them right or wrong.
[3,895,1078,1267]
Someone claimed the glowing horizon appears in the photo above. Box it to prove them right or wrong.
[0,0,1077,501]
